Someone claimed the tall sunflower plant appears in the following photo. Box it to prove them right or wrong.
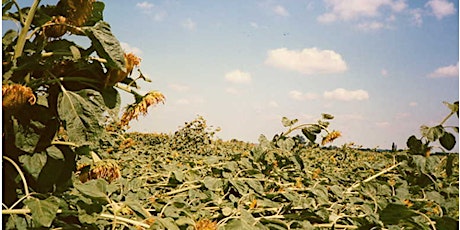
[2,0,163,228]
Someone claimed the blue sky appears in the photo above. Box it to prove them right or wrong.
[7,1,459,149]
[102,0,459,149]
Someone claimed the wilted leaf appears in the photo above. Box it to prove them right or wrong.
[23,196,59,227]
[439,132,456,151]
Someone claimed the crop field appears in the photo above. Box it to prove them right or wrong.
[2,0,459,229]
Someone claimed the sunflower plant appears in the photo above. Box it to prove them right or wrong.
[2,0,163,228]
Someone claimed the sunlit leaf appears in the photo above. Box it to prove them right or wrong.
[23,197,59,227]
[19,152,47,180]
[420,125,444,142]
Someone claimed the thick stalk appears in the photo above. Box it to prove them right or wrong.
[13,0,41,61]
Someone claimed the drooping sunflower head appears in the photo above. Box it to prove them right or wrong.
[64,0,96,27]
[2,84,36,111]
[105,53,141,87]
[321,130,341,145]
[78,159,121,183]
[44,0,96,38]
[119,91,165,127]
[194,219,217,230]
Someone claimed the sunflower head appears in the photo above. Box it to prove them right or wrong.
[119,91,165,127]
[105,53,141,87]
[2,84,36,111]
[43,15,68,38]
[321,130,341,145]
[78,159,121,183]
[194,219,217,230]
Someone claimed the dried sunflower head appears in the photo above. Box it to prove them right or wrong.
[63,0,96,27]
[321,130,341,145]
[105,53,141,87]
[195,219,217,230]
[119,91,165,127]
[2,84,36,110]
[43,15,68,38]
[78,159,121,183]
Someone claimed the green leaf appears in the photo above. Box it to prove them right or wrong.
[83,21,126,71]
[84,1,105,26]
[411,155,427,173]
[57,89,106,145]
[321,113,334,120]
[420,125,444,142]
[379,203,417,225]
[281,117,298,127]
[2,29,17,47]
[446,153,455,177]
[406,135,422,154]
[19,152,47,180]
[277,138,295,151]
[439,132,456,151]
[12,117,41,153]
[46,145,64,160]
[443,101,459,117]
[74,179,108,200]
[23,196,59,227]
[301,128,316,143]
[203,177,224,191]
[435,216,459,230]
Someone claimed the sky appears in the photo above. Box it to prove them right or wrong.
[6,0,460,149]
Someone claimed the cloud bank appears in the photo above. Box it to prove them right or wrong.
[265,47,347,75]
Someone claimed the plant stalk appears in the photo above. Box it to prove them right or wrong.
[13,0,41,61]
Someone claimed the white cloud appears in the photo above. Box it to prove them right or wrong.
[428,62,459,78]
[225,70,252,84]
[318,0,407,23]
[375,121,390,128]
[409,101,418,107]
[120,42,143,56]
[169,83,190,92]
[136,1,154,10]
[288,90,319,101]
[425,0,456,19]
[273,5,290,17]
[410,8,424,26]
[250,22,259,28]
[182,18,196,31]
[265,47,347,75]
[356,21,385,30]
[323,88,369,101]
